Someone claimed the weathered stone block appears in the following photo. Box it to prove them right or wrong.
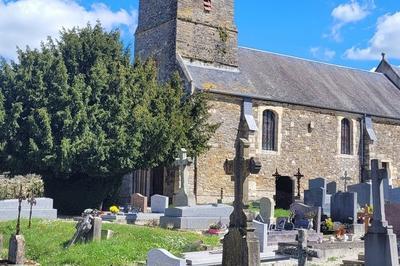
[8,234,25,265]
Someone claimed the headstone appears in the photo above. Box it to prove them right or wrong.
[330,192,357,224]
[385,203,400,237]
[365,159,399,266]
[8,234,25,265]
[173,148,196,207]
[348,182,373,207]
[151,194,169,213]
[253,220,268,253]
[327,181,337,195]
[147,248,186,266]
[131,193,148,213]
[309,177,327,190]
[222,138,262,266]
[290,202,321,233]
[259,197,274,225]
[0,234,3,257]
[88,217,102,242]
[0,198,57,221]
[276,217,287,230]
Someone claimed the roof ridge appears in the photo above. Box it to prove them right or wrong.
[238,46,382,75]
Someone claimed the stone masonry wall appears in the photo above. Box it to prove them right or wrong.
[369,121,400,187]
[196,94,367,204]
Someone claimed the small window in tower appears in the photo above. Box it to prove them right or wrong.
[204,0,212,12]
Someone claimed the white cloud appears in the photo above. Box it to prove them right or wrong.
[345,12,400,60]
[328,0,374,41]
[0,0,137,60]
[310,47,336,61]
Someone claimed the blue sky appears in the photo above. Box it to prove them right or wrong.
[1,0,399,70]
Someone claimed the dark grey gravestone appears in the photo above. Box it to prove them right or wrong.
[348,182,373,207]
[290,202,321,233]
[389,188,400,204]
[330,192,357,224]
[327,181,337,195]
[304,188,325,208]
[309,177,327,190]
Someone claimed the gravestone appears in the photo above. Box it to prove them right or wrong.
[222,138,262,266]
[8,234,25,265]
[151,194,169,213]
[385,203,400,237]
[88,217,102,242]
[297,229,308,266]
[290,202,321,233]
[131,193,148,213]
[330,192,357,224]
[0,198,57,221]
[253,220,268,253]
[365,159,399,266]
[0,234,3,257]
[147,248,186,266]
[304,177,331,216]
[327,181,337,195]
[348,181,373,207]
[173,148,196,207]
[259,197,274,225]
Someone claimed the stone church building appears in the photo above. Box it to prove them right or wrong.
[119,0,400,205]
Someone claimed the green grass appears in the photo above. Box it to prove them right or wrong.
[0,220,219,266]
[248,201,291,218]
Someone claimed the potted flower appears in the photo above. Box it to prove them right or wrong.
[109,205,120,214]
[207,221,226,235]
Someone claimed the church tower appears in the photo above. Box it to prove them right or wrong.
[135,0,238,81]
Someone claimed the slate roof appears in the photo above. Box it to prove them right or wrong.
[184,47,400,119]
[393,66,400,77]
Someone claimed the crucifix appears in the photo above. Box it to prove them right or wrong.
[294,168,304,199]
[340,171,351,192]
[222,138,262,266]
[173,148,195,207]
[15,185,25,235]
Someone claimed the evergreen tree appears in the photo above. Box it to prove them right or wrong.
[0,23,217,213]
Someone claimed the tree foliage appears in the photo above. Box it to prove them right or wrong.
[0,23,217,212]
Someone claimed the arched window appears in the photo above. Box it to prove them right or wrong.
[262,110,276,151]
[341,118,351,155]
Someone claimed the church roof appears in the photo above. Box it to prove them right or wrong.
[184,47,400,120]
[393,66,400,77]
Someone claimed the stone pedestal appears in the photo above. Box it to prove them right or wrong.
[8,234,25,265]
[88,217,102,242]
[173,189,195,207]
[365,226,399,266]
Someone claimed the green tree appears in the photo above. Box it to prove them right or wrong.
[0,23,217,214]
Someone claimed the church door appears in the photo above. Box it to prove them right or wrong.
[275,176,295,210]
[150,166,164,196]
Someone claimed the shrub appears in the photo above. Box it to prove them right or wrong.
[0,174,44,200]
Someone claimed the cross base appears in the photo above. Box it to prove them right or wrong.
[173,189,196,207]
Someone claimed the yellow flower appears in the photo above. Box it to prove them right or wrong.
[109,206,119,214]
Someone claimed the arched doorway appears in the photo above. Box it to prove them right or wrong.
[275,176,295,210]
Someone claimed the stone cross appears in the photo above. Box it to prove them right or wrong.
[365,159,399,266]
[173,148,195,207]
[222,138,262,266]
[340,171,351,192]
[294,168,304,199]
[370,160,389,229]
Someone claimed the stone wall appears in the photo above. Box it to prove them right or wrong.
[196,94,370,204]
[369,120,400,187]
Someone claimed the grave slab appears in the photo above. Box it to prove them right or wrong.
[164,204,233,218]
[151,194,169,213]
[147,248,185,266]
[0,198,57,221]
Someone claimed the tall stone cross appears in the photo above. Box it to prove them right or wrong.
[340,171,351,192]
[173,148,195,207]
[365,159,399,266]
[222,138,262,266]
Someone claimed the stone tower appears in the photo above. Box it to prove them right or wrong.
[135,0,238,81]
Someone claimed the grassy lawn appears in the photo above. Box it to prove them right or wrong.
[248,201,291,218]
[0,220,219,266]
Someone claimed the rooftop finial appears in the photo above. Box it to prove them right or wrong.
[381,52,386,60]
